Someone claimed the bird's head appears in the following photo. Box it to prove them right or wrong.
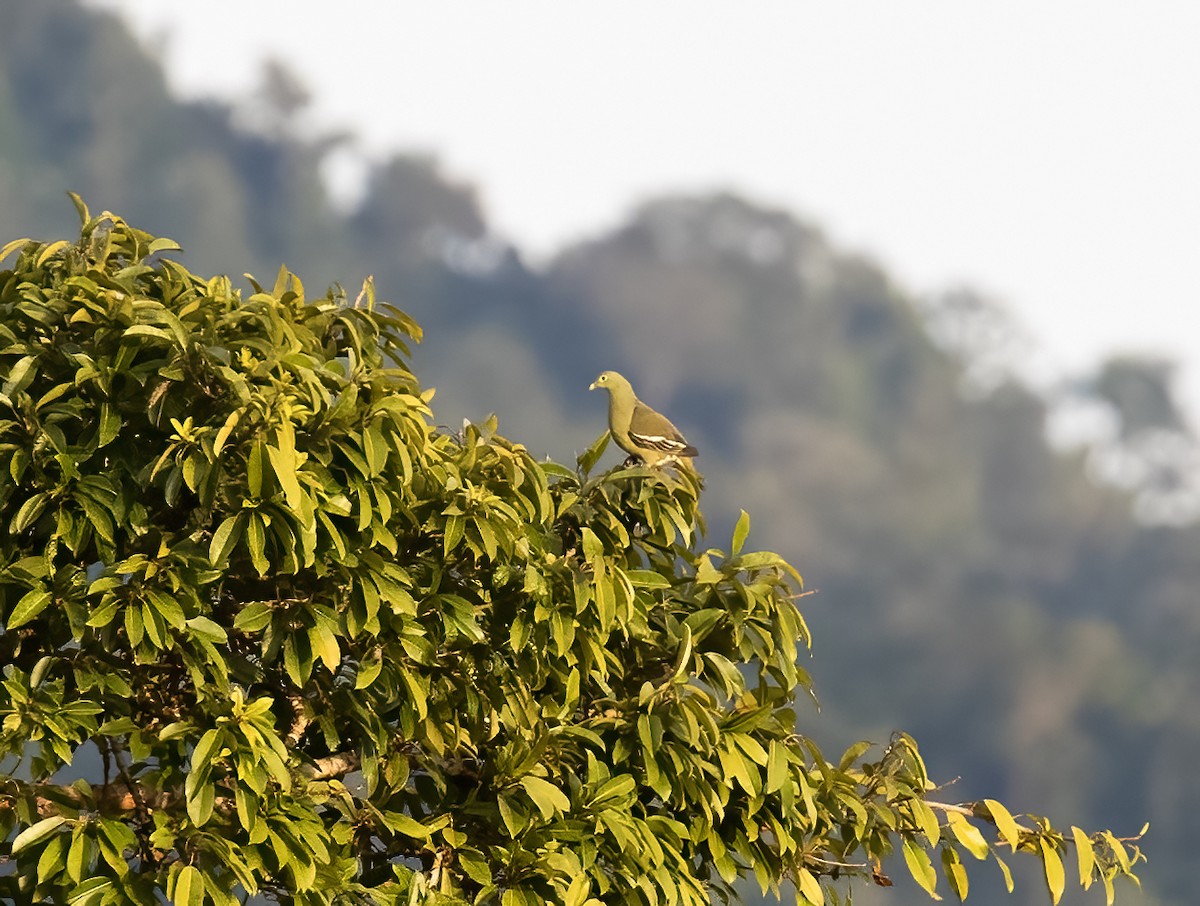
[589,370,632,395]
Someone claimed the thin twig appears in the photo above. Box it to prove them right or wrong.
[807,855,868,870]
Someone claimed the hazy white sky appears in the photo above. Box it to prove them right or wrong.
[88,0,1200,412]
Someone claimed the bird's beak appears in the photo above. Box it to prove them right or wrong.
[588,381,598,390]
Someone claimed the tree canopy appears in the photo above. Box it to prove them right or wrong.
[0,205,1144,905]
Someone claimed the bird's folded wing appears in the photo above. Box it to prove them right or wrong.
[629,403,698,456]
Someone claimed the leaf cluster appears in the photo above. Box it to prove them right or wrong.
[0,206,1143,905]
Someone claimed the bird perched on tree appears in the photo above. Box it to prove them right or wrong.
[589,370,698,468]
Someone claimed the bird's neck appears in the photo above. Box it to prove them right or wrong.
[608,391,636,433]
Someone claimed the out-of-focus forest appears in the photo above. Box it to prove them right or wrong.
[3,1,1197,903]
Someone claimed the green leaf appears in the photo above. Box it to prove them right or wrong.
[186,615,228,644]
[266,441,305,511]
[11,815,68,856]
[11,491,49,533]
[796,867,824,905]
[36,239,70,267]
[669,624,693,683]
[581,526,603,563]
[67,191,90,223]
[942,847,968,902]
[284,633,313,686]
[564,873,592,906]
[0,236,32,263]
[625,569,671,588]
[98,402,121,447]
[37,831,67,883]
[213,409,241,457]
[248,441,265,496]
[173,864,205,906]
[209,513,245,566]
[694,555,722,585]
[912,797,941,846]
[577,430,610,474]
[234,602,273,632]
[187,779,215,827]
[355,649,383,689]
[148,236,183,254]
[191,728,222,775]
[146,589,186,629]
[246,512,268,575]
[901,837,940,900]
[590,774,635,807]
[123,324,174,342]
[765,740,788,794]
[310,622,341,673]
[731,509,750,556]
[29,656,52,690]
[444,514,464,556]
[8,587,53,628]
[66,824,88,883]
[124,604,144,647]
[3,355,38,400]
[520,775,571,820]
[383,811,431,838]
[66,877,114,906]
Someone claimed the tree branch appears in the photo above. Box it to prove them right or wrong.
[306,751,360,780]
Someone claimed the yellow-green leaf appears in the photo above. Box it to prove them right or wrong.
[1041,837,1065,905]
[246,513,268,575]
[7,587,52,629]
[765,740,788,794]
[983,798,1021,850]
[173,864,205,906]
[311,622,341,672]
[796,867,824,905]
[36,239,70,267]
[1071,825,1095,888]
[994,854,1014,893]
[564,873,592,906]
[0,236,32,263]
[901,838,940,900]
[385,811,431,838]
[11,491,49,533]
[912,797,940,846]
[941,847,968,902]
[209,514,244,566]
[66,877,113,905]
[948,810,989,860]
[234,601,272,632]
[520,775,571,820]
[731,509,750,556]
[11,815,68,856]
[186,615,228,644]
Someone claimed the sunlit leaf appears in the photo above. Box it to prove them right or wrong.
[521,775,571,820]
[1041,837,1066,905]
[7,587,52,628]
[983,798,1021,850]
[11,815,68,855]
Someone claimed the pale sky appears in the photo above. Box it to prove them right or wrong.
[87,0,1200,417]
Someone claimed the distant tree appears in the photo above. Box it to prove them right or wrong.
[0,204,1143,905]
[1071,356,1200,523]
[1090,356,1186,438]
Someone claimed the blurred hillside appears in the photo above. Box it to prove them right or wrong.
[3,1,1197,903]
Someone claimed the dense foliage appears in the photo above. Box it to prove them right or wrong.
[0,208,1144,905]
